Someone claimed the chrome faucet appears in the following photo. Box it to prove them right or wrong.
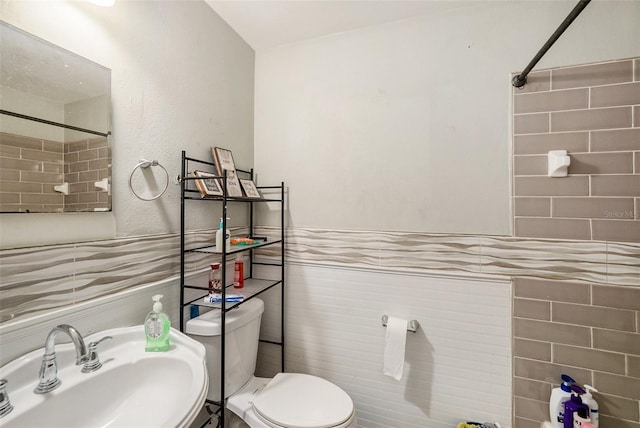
[34,324,89,394]
[0,379,13,417]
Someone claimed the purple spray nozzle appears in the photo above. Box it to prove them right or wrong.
[570,384,586,396]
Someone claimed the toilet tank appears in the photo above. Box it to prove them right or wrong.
[186,298,264,402]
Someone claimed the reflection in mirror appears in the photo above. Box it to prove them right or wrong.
[0,21,112,213]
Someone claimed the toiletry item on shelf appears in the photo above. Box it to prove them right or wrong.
[573,411,594,428]
[563,385,587,428]
[203,294,244,303]
[234,254,244,289]
[581,385,599,428]
[209,263,222,294]
[145,294,171,352]
[550,374,576,428]
[190,305,199,319]
[231,237,255,245]
[215,217,231,253]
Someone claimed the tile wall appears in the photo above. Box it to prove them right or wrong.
[513,278,640,428]
[63,136,111,212]
[0,133,64,212]
[0,132,110,212]
[512,57,640,428]
[513,58,640,242]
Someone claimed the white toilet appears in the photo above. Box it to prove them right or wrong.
[186,298,357,428]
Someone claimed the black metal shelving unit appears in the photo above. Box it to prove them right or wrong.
[179,151,285,427]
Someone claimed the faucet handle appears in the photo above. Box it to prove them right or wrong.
[81,336,112,373]
[0,379,14,418]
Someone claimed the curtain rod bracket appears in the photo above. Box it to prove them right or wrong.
[512,75,527,89]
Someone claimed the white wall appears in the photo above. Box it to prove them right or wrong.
[0,0,254,247]
[254,0,640,235]
[256,264,513,428]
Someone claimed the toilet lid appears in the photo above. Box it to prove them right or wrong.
[252,373,353,428]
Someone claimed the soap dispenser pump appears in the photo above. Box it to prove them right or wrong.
[145,294,170,352]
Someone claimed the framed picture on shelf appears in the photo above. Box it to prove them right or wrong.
[212,147,236,173]
[211,147,243,197]
[192,170,223,197]
[240,179,261,198]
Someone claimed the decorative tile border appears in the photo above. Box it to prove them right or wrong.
[1,227,638,324]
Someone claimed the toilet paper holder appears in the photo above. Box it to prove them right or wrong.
[381,315,419,333]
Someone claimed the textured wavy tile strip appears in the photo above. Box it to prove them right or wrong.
[2,228,638,323]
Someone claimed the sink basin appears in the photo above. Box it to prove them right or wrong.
[0,326,208,428]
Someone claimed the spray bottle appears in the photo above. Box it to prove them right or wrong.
[550,374,576,428]
[563,385,588,428]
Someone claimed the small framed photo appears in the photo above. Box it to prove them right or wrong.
[240,179,261,198]
[193,171,223,197]
[212,147,236,174]
[211,147,243,197]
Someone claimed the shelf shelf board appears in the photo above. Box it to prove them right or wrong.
[183,278,282,311]
[183,193,282,203]
[186,239,282,255]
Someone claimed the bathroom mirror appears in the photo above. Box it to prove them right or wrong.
[0,21,112,213]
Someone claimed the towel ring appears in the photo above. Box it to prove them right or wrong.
[128,159,169,201]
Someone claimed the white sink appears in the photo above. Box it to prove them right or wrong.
[0,325,208,428]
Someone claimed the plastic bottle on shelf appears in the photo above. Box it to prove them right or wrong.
[581,385,599,428]
[209,263,222,294]
[234,254,244,289]
[550,374,576,428]
[563,385,587,428]
[215,217,230,253]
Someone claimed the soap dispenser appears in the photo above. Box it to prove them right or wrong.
[581,385,599,427]
[145,294,171,352]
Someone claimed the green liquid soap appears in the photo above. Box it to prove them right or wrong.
[145,294,171,352]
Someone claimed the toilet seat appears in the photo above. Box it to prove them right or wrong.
[252,373,354,428]
[227,374,356,428]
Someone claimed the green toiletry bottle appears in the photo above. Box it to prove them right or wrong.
[145,294,171,352]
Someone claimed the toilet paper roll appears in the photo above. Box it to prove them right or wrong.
[383,316,408,380]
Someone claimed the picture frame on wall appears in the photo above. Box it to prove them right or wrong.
[211,147,244,197]
[240,179,261,199]
[193,170,223,197]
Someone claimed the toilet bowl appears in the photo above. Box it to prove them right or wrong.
[186,298,357,428]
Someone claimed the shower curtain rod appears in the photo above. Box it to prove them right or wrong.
[512,0,591,88]
[0,109,110,138]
